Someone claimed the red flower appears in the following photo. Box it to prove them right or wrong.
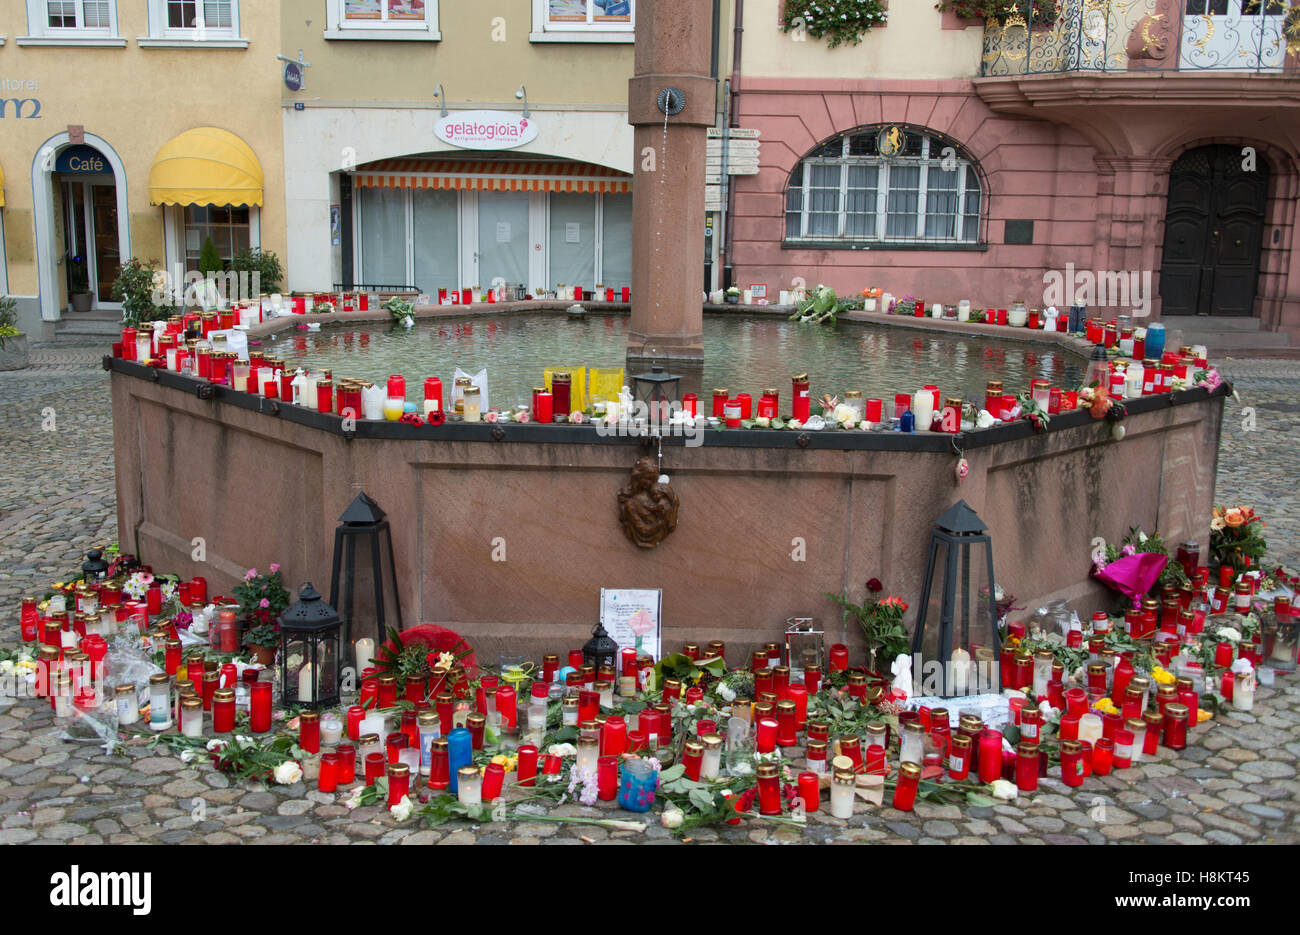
[866,578,883,593]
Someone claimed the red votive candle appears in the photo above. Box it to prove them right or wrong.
[597,755,619,800]
[892,762,921,811]
[757,763,783,815]
[894,393,911,420]
[517,744,539,786]
[212,688,235,733]
[1015,742,1039,792]
[297,711,321,753]
[250,681,272,733]
[336,745,356,784]
[1058,714,1079,741]
[864,743,886,775]
[1092,737,1114,775]
[798,772,820,813]
[865,397,883,423]
[482,762,505,801]
[978,729,1003,783]
[828,644,849,671]
[318,752,340,793]
[347,704,364,741]
[948,734,971,779]
[602,715,628,757]
[387,763,410,807]
[755,718,778,754]
[1060,740,1085,787]
[386,731,407,764]
[364,752,385,786]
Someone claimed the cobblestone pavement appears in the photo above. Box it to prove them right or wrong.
[0,346,1296,845]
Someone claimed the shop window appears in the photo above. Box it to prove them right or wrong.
[183,204,252,274]
[784,127,983,247]
[531,0,634,42]
[20,0,123,43]
[139,0,245,45]
[325,0,441,40]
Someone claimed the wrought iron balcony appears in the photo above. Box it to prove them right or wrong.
[980,0,1299,76]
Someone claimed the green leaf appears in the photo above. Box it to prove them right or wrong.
[965,792,998,807]
[688,788,715,812]
[658,763,686,783]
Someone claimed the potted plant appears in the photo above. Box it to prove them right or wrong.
[234,564,291,665]
[68,255,93,313]
[113,258,172,328]
[0,295,29,371]
[230,247,284,296]
[724,286,741,305]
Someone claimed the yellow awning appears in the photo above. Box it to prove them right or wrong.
[148,127,263,207]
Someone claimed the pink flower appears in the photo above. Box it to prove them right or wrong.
[269,563,280,573]
[244,569,257,581]
[485,411,499,423]
[259,598,270,609]
[514,411,530,423]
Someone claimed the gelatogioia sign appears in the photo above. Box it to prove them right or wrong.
[435,110,537,150]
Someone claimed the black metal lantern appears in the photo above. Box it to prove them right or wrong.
[583,622,620,672]
[279,582,342,709]
[329,491,402,670]
[910,501,1001,698]
[81,549,110,583]
[633,365,680,425]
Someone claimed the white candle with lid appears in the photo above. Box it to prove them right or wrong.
[911,390,935,431]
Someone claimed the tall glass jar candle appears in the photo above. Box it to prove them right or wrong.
[148,674,171,730]
[115,683,138,725]
[756,763,783,815]
[456,766,482,806]
[892,762,922,811]
[181,696,203,738]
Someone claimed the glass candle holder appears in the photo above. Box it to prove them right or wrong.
[456,766,482,806]
[318,752,341,793]
[299,711,321,754]
[597,755,619,801]
[948,733,971,780]
[617,757,657,812]
[181,696,204,738]
[1060,739,1085,787]
[899,721,925,765]
[387,763,411,808]
[830,767,855,819]
[1092,737,1115,775]
[977,729,1003,783]
[681,739,704,782]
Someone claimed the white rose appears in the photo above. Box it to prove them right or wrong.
[273,760,303,786]
[990,779,1018,801]
[180,749,196,763]
[717,683,736,703]
[1218,627,1243,644]
[787,418,802,429]
[344,788,364,810]
[389,795,413,821]
[548,743,577,758]
[0,661,14,674]
[976,409,995,429]
[206,739,227,753]
[1230,658,1254,676]
[754,416,771,428]
[660,807,684,829]
[833,403,854,423]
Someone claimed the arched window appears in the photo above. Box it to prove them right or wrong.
[784,126,983,246]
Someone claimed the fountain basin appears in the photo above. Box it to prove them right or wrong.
[110,346,1225,662]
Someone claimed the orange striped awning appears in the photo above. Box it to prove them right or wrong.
[353,160,632,194]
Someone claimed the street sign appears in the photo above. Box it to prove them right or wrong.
[707,127,761,138]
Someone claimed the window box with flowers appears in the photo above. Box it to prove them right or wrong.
[936,0,1060,26]
[780,0,889,48]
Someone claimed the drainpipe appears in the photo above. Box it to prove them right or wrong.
[723,0,744,290]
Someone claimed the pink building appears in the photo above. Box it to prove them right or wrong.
[727,1,1300,348]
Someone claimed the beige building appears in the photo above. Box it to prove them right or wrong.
[280,0,732,298]
[0,1,286,339]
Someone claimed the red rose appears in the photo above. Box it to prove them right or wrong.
[866,578,883,594]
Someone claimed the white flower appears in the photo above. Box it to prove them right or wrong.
[389,795,413,821]
[0,661,14,675]
[548,743,577,758]
[1231,658,1254,676]
[717,683,736,703]
[206,739,227,753]
[976,409,996,429]
[990,779,1018,801]
[438,651,456,668]
[833,403,854,423]
[344,787,364,810]
[235,735,257,749]
[787,418,803,429]
[660,807,684,829]
[754,416,771,428]
[1218,627,1243,644]
[273,760,303,786]
[179,749,197,763]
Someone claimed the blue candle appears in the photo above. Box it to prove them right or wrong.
[899,410,915,433]
[447,727,473,794]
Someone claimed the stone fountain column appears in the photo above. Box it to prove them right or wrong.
[626,1,716,364]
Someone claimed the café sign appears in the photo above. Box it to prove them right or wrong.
[435,110,538,151]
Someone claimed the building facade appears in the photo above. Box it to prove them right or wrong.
[728,0,1300,340]
[0,0,286,339]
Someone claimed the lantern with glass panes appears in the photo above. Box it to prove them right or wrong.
[784,617,823,681]
[632,365,681,427]
[279,583,342,710]
[329,492,402,671]
[910,501,1001,698]
[583,622,620,672]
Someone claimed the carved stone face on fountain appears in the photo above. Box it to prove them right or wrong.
[617,456,679,549]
